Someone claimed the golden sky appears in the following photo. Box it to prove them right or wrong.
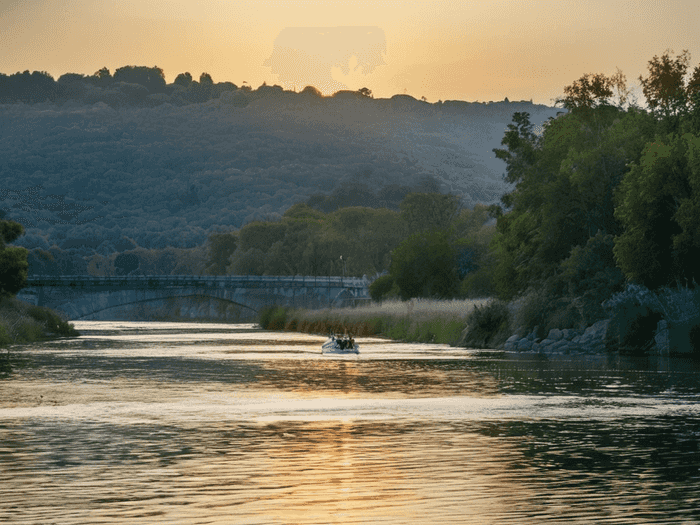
[1,0,699,104]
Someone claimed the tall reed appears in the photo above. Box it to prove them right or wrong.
[260,298,490,346]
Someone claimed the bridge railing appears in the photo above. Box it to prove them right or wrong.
[25,274,370,290]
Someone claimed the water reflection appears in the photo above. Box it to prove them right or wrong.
[2,321,700,523]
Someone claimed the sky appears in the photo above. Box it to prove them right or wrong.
[1,0,699,104]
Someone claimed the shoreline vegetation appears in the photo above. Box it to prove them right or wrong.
[259,299,495,347]
[258,285,700,356]
[0,297,79,374]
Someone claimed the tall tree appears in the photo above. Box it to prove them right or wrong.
[0,220,28,296]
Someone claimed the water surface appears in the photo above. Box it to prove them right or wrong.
[2,321,700,523]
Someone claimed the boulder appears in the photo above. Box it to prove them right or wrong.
[516,338,533,352]
[562,329,578,340]
[547,328,563,341]
[504,334,519,351]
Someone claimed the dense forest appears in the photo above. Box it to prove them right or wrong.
[0,64,560,271]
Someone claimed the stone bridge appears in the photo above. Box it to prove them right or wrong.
[18,275,370,321]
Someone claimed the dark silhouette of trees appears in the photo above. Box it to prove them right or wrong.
[113,65,166,93]
[174,72,193,86]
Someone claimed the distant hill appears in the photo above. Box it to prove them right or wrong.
[0,75,561,254]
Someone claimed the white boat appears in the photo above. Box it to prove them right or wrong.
[322,334,359,354]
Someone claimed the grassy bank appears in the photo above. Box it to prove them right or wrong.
[259,298,496,346]
[0,297,79,370]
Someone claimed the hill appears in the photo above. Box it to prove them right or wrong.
[0,75,560,255]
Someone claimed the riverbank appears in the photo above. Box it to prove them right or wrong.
[0,297,79,373]
[258,298,494,346]
[259,286,700,356]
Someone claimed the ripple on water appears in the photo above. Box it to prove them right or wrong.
[1,321,700,524]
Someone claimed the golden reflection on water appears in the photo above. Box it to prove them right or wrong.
[2,322,700,523]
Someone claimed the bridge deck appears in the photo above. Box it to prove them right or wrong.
[25,275,369,290]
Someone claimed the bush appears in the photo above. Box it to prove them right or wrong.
[258,305,289,330]
[26,306,78,336]
[461,301,510,348]
[369,275,395,301]
[515,289,556,339]
[459,267,495,298]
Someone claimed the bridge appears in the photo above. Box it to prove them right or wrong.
[18,275,370,321]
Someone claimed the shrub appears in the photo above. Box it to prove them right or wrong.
[515,289,556,338]
[462,301,510,348]
[26,306,78,336]
[459,267,495,298]
[369,275,395,302]
[258,305,289,330]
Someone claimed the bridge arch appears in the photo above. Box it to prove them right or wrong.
[18,275,370,321]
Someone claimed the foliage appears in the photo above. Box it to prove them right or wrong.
[0,296,78,347]
[390,230,459,300]
[258,305,289,331]
[368,274,395,301]
[204,232,237,275]
[614,132,700,287]
[274,298,487,346]
[399,192,461,233]
[0,220,28,296]
[461,300,510,348]
[557,232,625,325]
[490,102,657,300]
[638,49,694,118]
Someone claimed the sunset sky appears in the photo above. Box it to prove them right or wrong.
[2,0,699,104]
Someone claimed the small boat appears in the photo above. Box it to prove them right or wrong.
[322,333,359,354]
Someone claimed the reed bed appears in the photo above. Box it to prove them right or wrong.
[260,298,492,346]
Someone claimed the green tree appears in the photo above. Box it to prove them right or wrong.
[639,49,692,118]
[0,219,28,296]
[390,230,459,300]
[204,232,237,275]
[491,103,656,299]
[614,132,700,287]
[399,192,461,233]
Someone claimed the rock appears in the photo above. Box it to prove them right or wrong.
[504,334,519,351]
[516,338,533,351]
[547,328,563,341]
[550,340,571,353]
[562,329,578,340]
[538,338,555,349]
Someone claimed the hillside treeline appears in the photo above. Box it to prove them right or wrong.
[38,192,493,291]
[0,65,560,258]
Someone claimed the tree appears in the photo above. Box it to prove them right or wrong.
[174,72,193,87]
[614,132,700,287]
[558,72,614,110]
[204,232,237,275]
[490,103,656,298]
[113,65,166,93]
[358,87,373,98]
[0,220,28,296]
[639,49,692,118]
[399,193,461,233]
[389,230,459,300]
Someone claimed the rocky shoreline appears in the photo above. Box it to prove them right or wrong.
[499,319,686,356]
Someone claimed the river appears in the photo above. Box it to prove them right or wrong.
[2,321,700,524]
